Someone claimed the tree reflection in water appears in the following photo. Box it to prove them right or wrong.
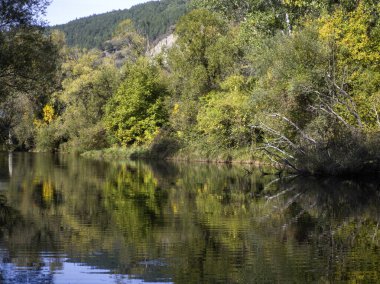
[0,153,378,283]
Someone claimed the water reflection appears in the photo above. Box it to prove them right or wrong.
[0,153,378,283]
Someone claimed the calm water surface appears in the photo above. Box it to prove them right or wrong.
[0,153,379,283]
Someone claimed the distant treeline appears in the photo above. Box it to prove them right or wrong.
[53,0,189,49]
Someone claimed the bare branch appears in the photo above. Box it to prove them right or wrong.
[252,123,298,150]
[258,144,295,159]
[270,113,317,144]
[328,78,363,128]
[261,147,301,173]
[374,107,380,128]
[309,104,352,128]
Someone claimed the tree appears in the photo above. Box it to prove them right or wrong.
[167,9,239,135]
[36,49,121,152]
[192,0,254,21]
[0,0,49,30]
[249,6,380,175]
[197,75,254,149]
[192,0,291,34]
[102,19,146,66]
[0,0,59,101]
[318,1,380,131]
[104,58,168,146]
[0,0,61,147]
[192,0,359,35]
[0,27,59,98]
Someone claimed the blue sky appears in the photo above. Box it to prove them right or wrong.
[46,0,151,25]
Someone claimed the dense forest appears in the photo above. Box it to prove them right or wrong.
[1,0,380,176]
[53,0,189,49]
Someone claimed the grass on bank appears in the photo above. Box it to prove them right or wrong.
[81,144,261,165]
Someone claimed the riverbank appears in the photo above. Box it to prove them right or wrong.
[81,146,264,166]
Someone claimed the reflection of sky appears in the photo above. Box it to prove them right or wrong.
[54,261,163,284]
[46,0,151,25]
[0,254,172,284]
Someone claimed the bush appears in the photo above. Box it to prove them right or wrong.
[59,123,109,153]
[197,76,254,150]
[35,123,61,152]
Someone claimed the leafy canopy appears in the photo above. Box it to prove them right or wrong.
[104,58,168,146]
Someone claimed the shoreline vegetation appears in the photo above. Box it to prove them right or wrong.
[2,1,380,176]
[81,146,263,166]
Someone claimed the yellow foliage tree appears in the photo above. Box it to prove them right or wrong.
[318,2,380,131]
[43,105,55,124]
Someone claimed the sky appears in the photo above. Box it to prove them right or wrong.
[46,0,151,26]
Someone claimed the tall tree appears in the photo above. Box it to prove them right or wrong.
[0,0,60,148]
[167,9,239,134]
[0,0,49,30]
[0,0,58,100]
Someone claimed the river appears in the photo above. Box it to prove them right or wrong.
[0,153,379,283]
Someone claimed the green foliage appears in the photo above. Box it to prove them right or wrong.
[0,0,60,99]
[192,0,298,32]
[245,1,380,174]
[167,9,241,135]
[32,48,121,152]
[0,0,59,149]
[318,2,380,131]
[0,94,37,149]
[104,58,168,146]
[0,27,60,101]
[168,9,224,99]
[0,0,61,148]
[192,0,260,21]
[103,19,146,66]
[192,0,372,33]
[35,121,60,152]
[57,50,120,152]
[253,26,329,124]
[197,76,254,149]
[0,0,49,29]
[2,0,380,175]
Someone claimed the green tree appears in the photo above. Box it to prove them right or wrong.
[0,0,58,99]
[35,49,120,152]
[0,0,49,29]
[167,9,239,135]
[172,9,228,88]
[197,75,254,149]
[192,0,256,21]
[103,19,146,66]
[0,0,60,148]
[249,4,380,174]
[318,1,380,131]
[104,58,168,146]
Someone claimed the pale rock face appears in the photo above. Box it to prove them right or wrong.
[147,33,177,57]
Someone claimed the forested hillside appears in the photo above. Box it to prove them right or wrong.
[53,0,189,49]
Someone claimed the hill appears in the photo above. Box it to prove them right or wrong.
[53,0,189,49]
